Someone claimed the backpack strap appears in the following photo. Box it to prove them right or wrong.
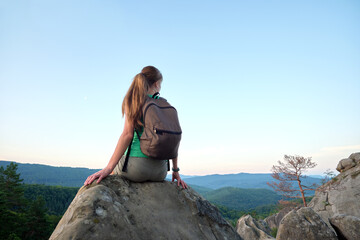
[121,129,140,172]
[134,129,141,140]
[121,140,132,172]
[152,92,160,99]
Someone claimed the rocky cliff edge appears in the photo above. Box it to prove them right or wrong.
[308,152,360,225]
[50,175,242,240]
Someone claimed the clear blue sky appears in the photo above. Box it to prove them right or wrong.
[1,0,359,175]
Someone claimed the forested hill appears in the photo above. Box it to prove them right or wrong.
[202,187,281,210]
[0,160,100,187]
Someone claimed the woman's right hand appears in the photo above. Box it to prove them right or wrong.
[172,171,188,189]
[84,167,112,186]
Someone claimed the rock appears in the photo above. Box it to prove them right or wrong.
[236,215,274,240]
[336,158,356,172]
[329,214,360,240]
[50,175,242,240]
[336,152,360,172]
[309,156,360,227]
[276,207,337,240]
[349,152,360,164]
[264,207,293,230]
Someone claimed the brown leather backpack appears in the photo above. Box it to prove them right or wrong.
[122,93,182,172]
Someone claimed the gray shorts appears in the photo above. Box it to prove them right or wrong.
[113,155,168,182]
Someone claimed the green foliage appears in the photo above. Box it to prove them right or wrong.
[213,196,315,226]
[250,203,280,219]
[6,233,22,240]
[0,189,8,235]
[48,214,62,229]
[188,184,213,195]
[214,202,280,226]
[0,163,27,211]
[0,162,64,240]
[215,204,245,221]
[23,196,50,240]
[270,227,278,238]
[24,184,79,215]
[189,186,285,225]
[203,187,281,211]
[0,163,27,238]
[214,204,244,226]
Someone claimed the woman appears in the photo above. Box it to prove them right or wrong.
[84,66,187,189]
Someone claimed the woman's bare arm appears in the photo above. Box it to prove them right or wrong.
[106,117,134,171]
[84,116,134,185]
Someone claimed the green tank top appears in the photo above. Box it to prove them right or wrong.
[125,94,160,158]
[125,127,148,158]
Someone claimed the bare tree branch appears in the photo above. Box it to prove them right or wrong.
[267,154,318,207]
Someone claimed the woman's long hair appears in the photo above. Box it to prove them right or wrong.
[122,66,162,129]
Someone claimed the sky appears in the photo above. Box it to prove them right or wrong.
[0,0,359,176]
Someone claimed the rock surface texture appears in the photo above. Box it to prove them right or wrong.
[276,207,337,240]
[329,214,360,240]
[336,152,360,172]
[308,152,360,226]
[236,215,274,240]
[264,207,293,230]
[50,175,242,240]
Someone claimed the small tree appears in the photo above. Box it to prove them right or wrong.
[321,169,336,185]
[0,162,26,211]
[317,169,341,193]
[0,163,27,238]
[267,155,318,207]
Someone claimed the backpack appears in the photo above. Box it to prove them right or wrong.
[122,93,182,172]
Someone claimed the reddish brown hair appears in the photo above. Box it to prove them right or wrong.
[122,66,162,129]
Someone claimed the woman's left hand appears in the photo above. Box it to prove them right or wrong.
[84,167,112,186]
[172,171,188,189]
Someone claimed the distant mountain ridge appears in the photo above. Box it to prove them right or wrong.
[0,160,100,187]
[0,160,321,190]
[183,172,322,191]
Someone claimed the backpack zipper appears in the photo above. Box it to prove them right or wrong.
[153,127,182,135]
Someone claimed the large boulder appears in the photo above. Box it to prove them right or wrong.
[236,214,274,240]
[336,158,356,172]
[336,152,360,172]
[276,207,337,240]
[329,214,360,240]
[308,153,360,226]
[264,207,293,230]
[349,152,360,164]
[50,175,242,240]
